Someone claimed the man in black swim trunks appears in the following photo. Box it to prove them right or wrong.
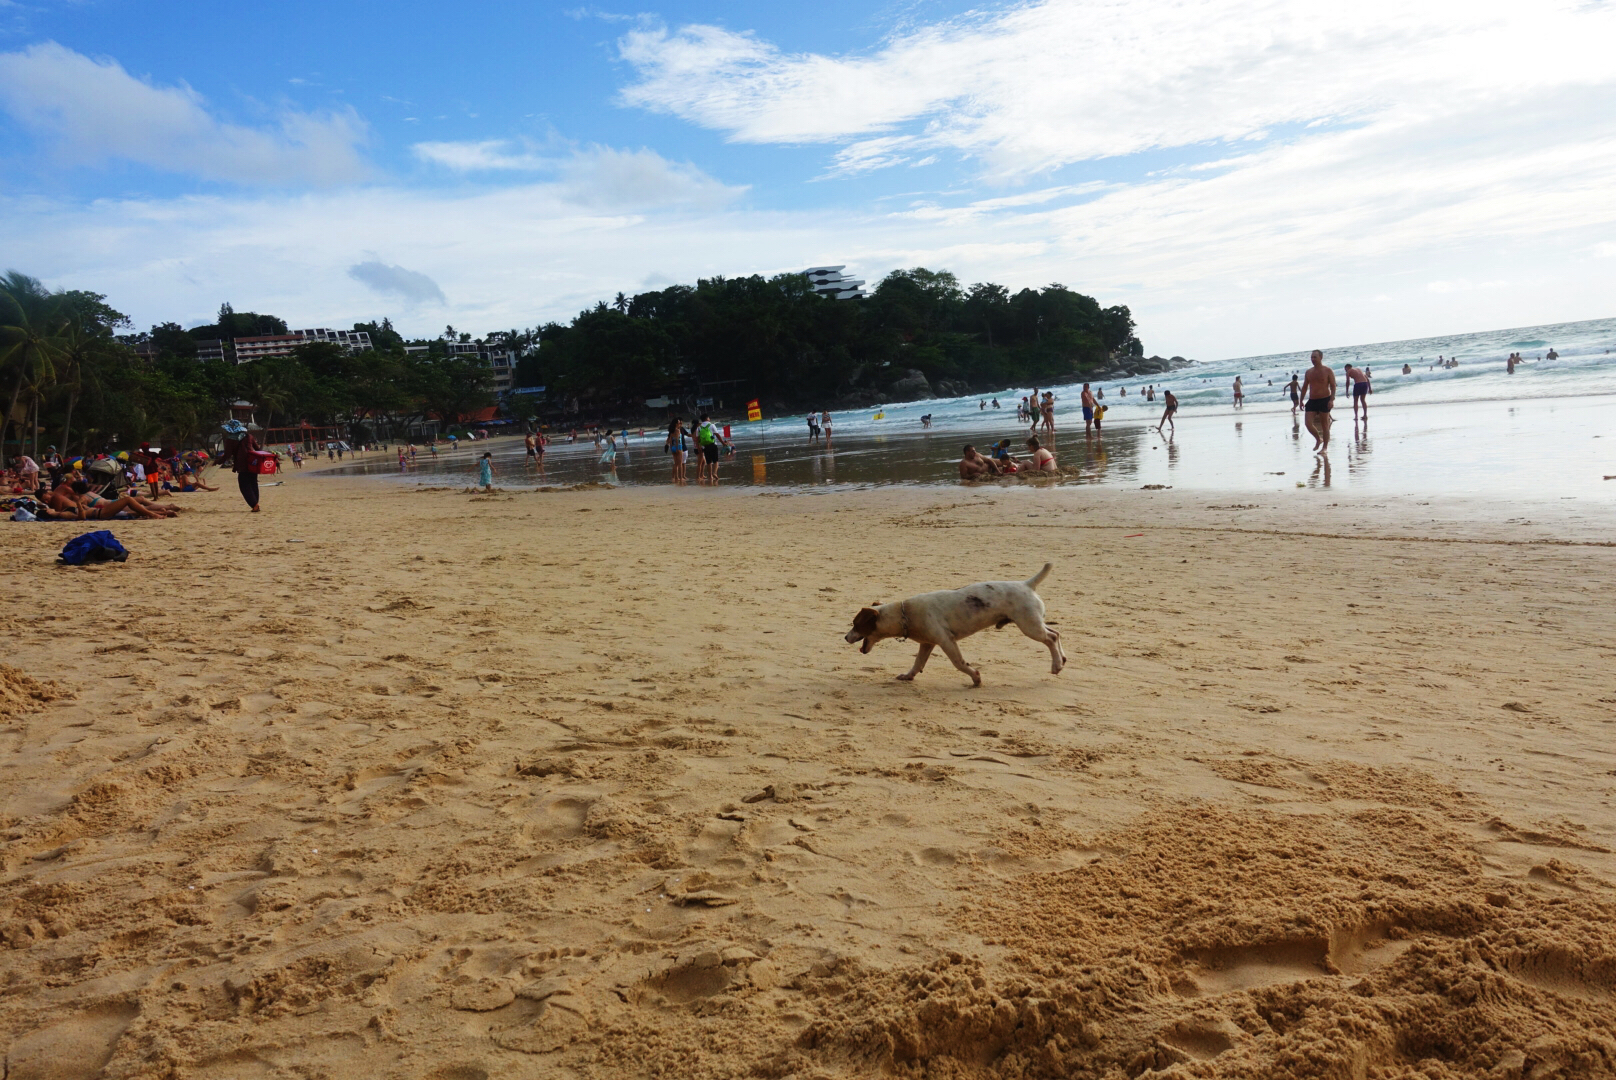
[1301,350,1336,451]
[1155,389,1178,435]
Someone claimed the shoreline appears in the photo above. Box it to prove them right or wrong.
[307,392,1616,503]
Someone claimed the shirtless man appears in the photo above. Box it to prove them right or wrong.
[958,445,998,480]
[1286,373,1302,414]
[1344,362,1370,420]
[1301,350,1337,451]
[1156,389,1178,435]
[1080,383,1097,434]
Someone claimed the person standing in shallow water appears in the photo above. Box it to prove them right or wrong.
[478,452,494,491]
[219,420,264,512]
[1301,350,1337,451]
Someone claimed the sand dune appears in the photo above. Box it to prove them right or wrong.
[2,479,1614,1079]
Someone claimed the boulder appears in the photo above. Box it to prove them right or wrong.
[887,369,933,401]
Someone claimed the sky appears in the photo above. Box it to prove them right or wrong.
[1,0,1614,359]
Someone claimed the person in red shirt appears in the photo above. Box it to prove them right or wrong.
[219,420,264,512]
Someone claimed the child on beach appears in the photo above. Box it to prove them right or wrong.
[478,452,494,491]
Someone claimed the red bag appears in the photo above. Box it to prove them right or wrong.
[249,450,278,475]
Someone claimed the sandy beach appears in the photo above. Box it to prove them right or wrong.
[3,476,1614,1079]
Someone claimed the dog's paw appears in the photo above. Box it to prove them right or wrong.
[895,673,916,682]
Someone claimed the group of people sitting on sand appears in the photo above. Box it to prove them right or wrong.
[5,442,221,521]
[958,437,1058,479]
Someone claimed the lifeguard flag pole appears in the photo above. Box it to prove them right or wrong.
[746,399,762,422]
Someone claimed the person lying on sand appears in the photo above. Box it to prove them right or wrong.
[49,479,172,520]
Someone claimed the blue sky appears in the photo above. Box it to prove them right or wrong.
[3,0,1615,357]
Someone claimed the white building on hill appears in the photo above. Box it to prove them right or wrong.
[293,328,373,351]
[804,266,867,300]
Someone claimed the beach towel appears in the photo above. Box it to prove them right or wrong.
[58,530,129,565]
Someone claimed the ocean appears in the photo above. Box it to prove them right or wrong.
[322,315,1616,497]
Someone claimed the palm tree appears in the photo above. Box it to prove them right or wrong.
[0,271,64,458]
[53,312,123,456]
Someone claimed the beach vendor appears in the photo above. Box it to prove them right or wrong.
[219,420,265,512]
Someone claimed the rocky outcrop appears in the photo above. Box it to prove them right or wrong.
[1092,354,1194,380]
[886,369,933,401]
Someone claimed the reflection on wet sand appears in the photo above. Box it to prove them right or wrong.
[316,394,1615,498]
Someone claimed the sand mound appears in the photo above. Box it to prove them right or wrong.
[0,664,68,722]
[795,803,1616,1079]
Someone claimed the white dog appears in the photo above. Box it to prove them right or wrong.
[843,564,1065,686]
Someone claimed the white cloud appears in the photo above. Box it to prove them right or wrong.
[413,139,547,171]
[348,261,447,305]
[3,7,1615,360]
[5,123,1614,362]
[412,141,747,208]
[618,1,1616,180]
[0,41,368,184]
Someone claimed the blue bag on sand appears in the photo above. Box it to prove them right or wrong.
[58,530,129,565]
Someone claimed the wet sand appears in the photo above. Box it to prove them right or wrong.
[326,393,1616,499]
[2,479,1615,1079]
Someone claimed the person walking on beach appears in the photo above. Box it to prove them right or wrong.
[821,410,833,442]
[478,451,494,491]
[1301,350,1337,451]
[694,414,726,482]
[219,420,264,512]
[1345,361,1370,420]
[1156,390,1178,435]
[1287,373,1302,414]
[1041,392,1056,434]
[806,413,820,442]
[525,432,537,463]
[1233,376,1244,408]
[1081,383,1097,434]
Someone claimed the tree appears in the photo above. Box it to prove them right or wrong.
[53,309,126,454]
[0,271,64,457]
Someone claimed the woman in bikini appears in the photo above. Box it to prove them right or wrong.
[665,418,689,484]
[1025,437,1057,473]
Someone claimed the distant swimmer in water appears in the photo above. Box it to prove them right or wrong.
[1402,363,1412,375]
[1546,348,1559,360]
[1301,350,1336,451]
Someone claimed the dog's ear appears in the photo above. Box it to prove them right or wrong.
[852,607,879,635]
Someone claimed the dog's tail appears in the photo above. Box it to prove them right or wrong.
[1025,562,1052,588]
